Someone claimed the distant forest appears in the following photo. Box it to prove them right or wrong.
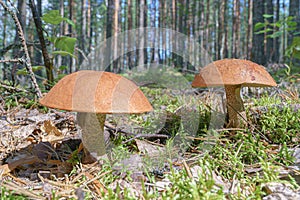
[0,0,300,85]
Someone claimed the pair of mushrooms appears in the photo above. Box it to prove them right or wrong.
[40,59,276,161]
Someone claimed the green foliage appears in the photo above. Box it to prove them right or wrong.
[275,142,295,166]
[42,10,75,27]
[42,9,77,72]
[161,162,224,199]
[48,36,77,55]
[286,37,300,59]
[1,187,28,200]
[254,13,300,76]
[254,15,297,38]
[16,66,44,75]
[252,97,300,144]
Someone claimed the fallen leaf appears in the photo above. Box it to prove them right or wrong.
[41,120,62,136]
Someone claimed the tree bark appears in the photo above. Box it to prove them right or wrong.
[106,0,114,71]
[113,0,119,72]
[232,0,240,58]
[29,0,54,86]
[288,0,300,45]
[252,0,265,64]
[246,0,253,59]
[265,0,273,63]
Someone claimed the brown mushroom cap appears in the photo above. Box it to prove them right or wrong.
[192,59,277,87]
[40,70,153,113]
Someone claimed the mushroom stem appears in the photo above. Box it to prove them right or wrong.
[225,85,247,128]
[77,112,107,163]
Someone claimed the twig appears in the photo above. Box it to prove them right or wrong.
[0,59,21,63]
[105,123,170,143]
[75,47,89,61]
[1,181,43,199]
[122,133,170,144]
[0,81,28,93]
[182,160,193,179]
[0,0,42,98]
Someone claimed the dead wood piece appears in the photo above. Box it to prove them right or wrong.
[0,155,40,176]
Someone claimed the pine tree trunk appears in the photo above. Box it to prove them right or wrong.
[246,0,253,59]
[252,0,265,64]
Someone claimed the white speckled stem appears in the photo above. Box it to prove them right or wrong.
[225,85,247,128]
[77,112,106,161]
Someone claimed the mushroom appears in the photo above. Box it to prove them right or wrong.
[40,70,153,162]
[192,59,277,128]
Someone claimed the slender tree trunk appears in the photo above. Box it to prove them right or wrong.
[137,0,144,71]
[87,0,91,52]
[57,0,65,71]
[274,0,280,62]
[127,0,133,69]
[265,0,273,63]
[232,0,240,58]
[37,0,42,16]
[143,0,148,66]
[288,0,300,45]
[218,0,226,59]
[282,1,287,59]
[106,0,114,71]
[113,0,119,72]
[213,1,219,60]
[2,1,8,80]
[204,0,210,50]
[171,0,176,66]
[29,0,54,85]
[68,0,75,72]
[80,0,87,66]
[150,0,156,63]
[252,0,265,64]
[246,0,253,59]
[177,0,184,67]
[223,0,228,58]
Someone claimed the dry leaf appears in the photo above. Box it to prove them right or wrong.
[41,120,62,136]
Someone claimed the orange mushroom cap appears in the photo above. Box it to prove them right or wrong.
[40,70,153,114]
[192,59,277,88]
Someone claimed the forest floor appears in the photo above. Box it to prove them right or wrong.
[0,81,300,199]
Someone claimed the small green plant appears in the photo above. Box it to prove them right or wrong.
[273,142,295,166]
[254,14,300,76]
[160,160,224,199]
[16,9,77,79]
[1,187,28,200]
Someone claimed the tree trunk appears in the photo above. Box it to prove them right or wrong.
[252,0,265,64]
[113,0,119,72]
[87,0,91,52]
[106,0,114,71]
[273,0,280,62]
[29,0,54,85]
[288,0,300,45]
[80,0,87,65]
[204,0,210,50]
[265,0,273,63]
[137,0,144,71]
[246,0,253,59]
[232,0,240,58]
[127,0,133,69]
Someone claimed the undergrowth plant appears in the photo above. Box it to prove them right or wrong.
[251,96,300,144]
